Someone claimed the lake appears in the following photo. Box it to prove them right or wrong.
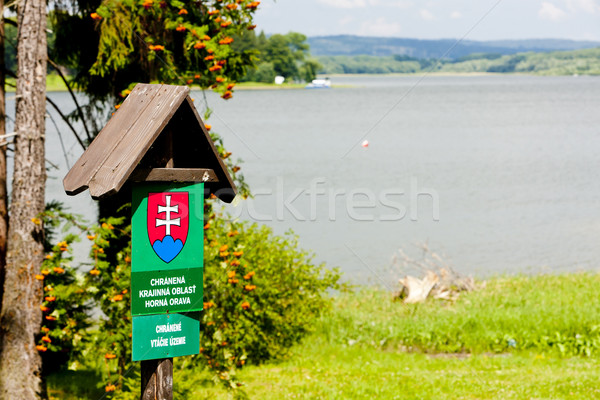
[23,74,600,286]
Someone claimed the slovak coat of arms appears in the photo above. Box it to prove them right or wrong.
[147,192,189,263]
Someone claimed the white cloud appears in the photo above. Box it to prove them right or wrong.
[371,0,413,7]
[450,10,462,19]
[317,0,367,8]
[419,9,436,21]
[338,15,355,26]
[565,0,600,13]
[539,2,567,20]
[357,17,402,36]
[318,0,413,7]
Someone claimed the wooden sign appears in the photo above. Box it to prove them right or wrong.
[63,83,240,397]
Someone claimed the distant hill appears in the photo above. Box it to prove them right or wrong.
[315,47,600,76]
[308,35,600,60]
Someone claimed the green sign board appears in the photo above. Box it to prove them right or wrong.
[131,182,205,316]
[132,312,200,361]
[131,182,205,361]
[131,268,203,315]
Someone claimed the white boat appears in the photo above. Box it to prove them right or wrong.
[306,78,331,89]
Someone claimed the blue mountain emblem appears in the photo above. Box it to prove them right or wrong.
[152,235,184,263]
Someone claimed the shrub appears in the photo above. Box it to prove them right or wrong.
[197,215,342,386]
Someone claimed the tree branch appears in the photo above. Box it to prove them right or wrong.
[47,58,93,143]
[46,96,86,151]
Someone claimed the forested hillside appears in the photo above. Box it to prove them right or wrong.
[308,35,600,59]
[316,47,600,75]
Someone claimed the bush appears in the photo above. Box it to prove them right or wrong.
[197,216,342,385]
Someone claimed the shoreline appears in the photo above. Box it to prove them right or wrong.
[8,71,596,94]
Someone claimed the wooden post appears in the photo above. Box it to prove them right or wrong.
[141,358,173,400]
[141,131,174,400]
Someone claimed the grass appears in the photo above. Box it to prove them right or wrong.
[6,73,69,93]
[5,77,307,93]
[48,273,600,399]
[188,343,600,399]
[317,273,600,356]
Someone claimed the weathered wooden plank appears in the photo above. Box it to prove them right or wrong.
[180,97,237,203]
[130,168,218,183]
[63,84,163,196]
[87,85,189,199]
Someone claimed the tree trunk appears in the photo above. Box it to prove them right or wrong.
[0,0,8,312]
[0,0,47,396]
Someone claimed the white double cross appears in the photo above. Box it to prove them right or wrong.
[156,195,181,236]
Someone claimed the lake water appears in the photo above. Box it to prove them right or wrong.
[23,74,600,286]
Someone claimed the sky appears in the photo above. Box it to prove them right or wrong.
[253,0,600,41]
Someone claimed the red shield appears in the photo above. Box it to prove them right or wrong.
[147,192,189,263]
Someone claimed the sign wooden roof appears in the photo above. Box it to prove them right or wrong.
[63,83,237,203]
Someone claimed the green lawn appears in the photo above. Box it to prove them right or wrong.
[189,343,600,399]
[6,73,69,92]
[48,273,600,399]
